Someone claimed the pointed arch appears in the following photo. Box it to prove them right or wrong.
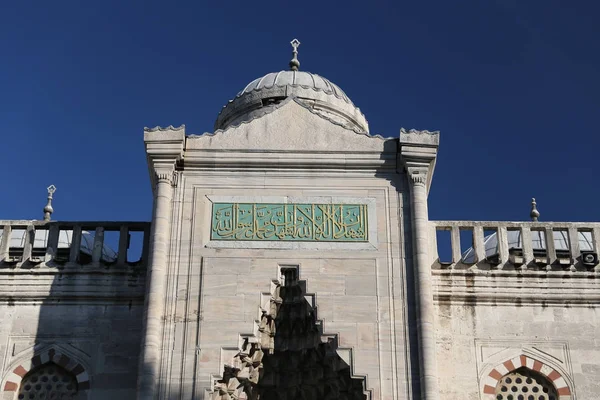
[481,354,572,400]
[2,346,90,395]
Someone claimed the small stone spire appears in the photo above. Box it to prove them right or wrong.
[530,197,540,222]
[289,38,300,71]
[43,185,57,221]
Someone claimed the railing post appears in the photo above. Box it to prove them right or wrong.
[0,225,10,263]
[45,224,59,262]
[451,226,461,266]
[473,225,486,263]
[568,227,580,265]
[497,226,509,267]
[545,227,556,265]
[117,225,129,265]
[22,225,34,264]
[521,226,533,266]
[69,225,82,263]
[593,227,600,255]
[91,227,105,265]
[140,224,151,266]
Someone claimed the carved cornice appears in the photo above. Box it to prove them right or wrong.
[400,127,440,136]
[143,124,185,132]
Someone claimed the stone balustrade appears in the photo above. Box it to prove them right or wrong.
[431,221,600,271]
[0,220,151,269]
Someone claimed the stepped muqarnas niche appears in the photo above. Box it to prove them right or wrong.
[0,39,598,400]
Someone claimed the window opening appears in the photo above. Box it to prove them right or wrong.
[495,367,558,400]
[18,363,78,400]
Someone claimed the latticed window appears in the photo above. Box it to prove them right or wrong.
[17,363,77,400]
[495,367,558,400]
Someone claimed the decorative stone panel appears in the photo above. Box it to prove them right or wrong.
[204,196,378,250]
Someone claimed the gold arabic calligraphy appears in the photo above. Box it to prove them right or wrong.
[211,203,368,241]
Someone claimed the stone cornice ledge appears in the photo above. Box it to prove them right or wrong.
[433,269,600,306]
[399,127,440,146]
[182,150,398,172]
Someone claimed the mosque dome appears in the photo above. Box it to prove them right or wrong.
[214,40,369,133]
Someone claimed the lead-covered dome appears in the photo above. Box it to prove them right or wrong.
[215,70,369,133]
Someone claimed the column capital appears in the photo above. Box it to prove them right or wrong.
[144,125,185,193]
[154,170,180,187]
[406,165,429,187]
[398,128,440,193]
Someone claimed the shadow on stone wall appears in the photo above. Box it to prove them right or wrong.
[256,269,367,400]
[0,222,148,400]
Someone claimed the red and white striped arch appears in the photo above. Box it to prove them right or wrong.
[2,348,90,394]
[481,354,572,400]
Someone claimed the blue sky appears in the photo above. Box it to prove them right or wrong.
[1,0,598,223]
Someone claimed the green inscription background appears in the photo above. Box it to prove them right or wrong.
[211,203,368,242]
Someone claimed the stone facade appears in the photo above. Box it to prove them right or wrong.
[1,62,598,400]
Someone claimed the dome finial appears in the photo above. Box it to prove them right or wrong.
[43,184,56,221]
[289,38,300,71]
[530,197,540,222]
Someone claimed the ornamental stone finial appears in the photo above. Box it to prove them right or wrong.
[289,38,300,71]
[530,197,540,222]
[43,185,56,221]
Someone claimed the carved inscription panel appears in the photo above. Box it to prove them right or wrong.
[211,203,368,242]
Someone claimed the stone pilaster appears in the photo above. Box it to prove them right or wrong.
[138,125,185,400]
[399,128,440,400]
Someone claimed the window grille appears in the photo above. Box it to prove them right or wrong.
[495,368,558,400]
[17,363,77,400]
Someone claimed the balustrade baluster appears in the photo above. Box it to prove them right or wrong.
[497,226,509,267]
[0,225,10,263]
[521,226,533,266]
[22,225,34,264]
[117,225,129,265]
[545,227,556,265]
[568,228,580,265]
[473,226,485,263]
[69,225,82,263]
[593,228,600,254]
[450,226,461,266]
[91,227,105,264]
[141,225,151,265]
[45,224,59,262]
